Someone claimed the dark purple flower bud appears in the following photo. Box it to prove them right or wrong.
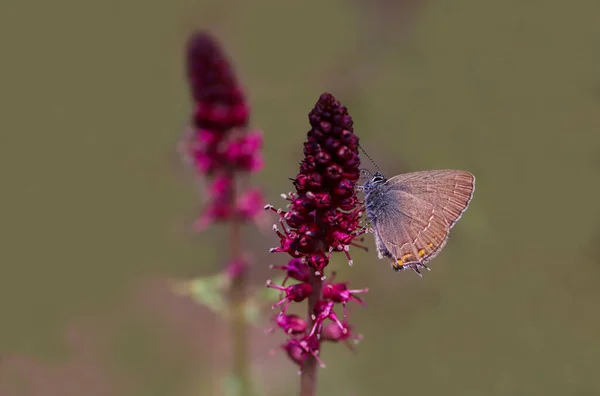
[306,250,328,273]
[305,191,331,209]
[275,313,307,334]
[269,258,311,284]
[292,196,313,213]
[338,196,359,211]
[281,339,307,367]
[300,158,317,174]
[315,150,331,165]
[325,163,343,180]
[340,129,358,147]
[284,210,307,229]
[292,174,308,192]
[321,321,363,347]
[321,321,349,342]
[270,228,301,257]
[328,230,356,247]
[323,282,368,318]
[345,153,361,170]
[266,280,313,313]
[309,300,345,339]
[335,145,352,161]
[306,172,324,190]
[333,179,354,198]
[319,120,332,134]
[322,209,343,226]
[281,336,325,370]
[298,223,320,238]
[304,141,321,156]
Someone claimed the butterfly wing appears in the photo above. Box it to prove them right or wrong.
[375,170,475,270]
[386,170,475,229]
[375,191,450,270]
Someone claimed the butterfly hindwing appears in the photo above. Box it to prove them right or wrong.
[374,190,450,270]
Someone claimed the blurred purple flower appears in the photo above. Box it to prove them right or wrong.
[179,31,265,232]
[176,31,268,395]
[265,93,368,381]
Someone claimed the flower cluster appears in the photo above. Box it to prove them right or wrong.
[176,30,267,395]
[179,31,264,231]
[265,93,368,370]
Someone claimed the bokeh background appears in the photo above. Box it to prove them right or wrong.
[2,0,600,395]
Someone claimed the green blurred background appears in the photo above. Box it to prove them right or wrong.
[1,0,600,395]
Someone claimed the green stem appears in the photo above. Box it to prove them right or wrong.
[229,179,252,396]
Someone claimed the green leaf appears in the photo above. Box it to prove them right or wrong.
[174,273,231,314]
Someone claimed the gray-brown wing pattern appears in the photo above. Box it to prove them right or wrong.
[374,170,474,271]
[386,170,475,229]
[375,190,450,270]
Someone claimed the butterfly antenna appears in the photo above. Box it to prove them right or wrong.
[358,143,383,174]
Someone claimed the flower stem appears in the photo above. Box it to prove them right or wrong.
[229,179,252,396]
[299,271,323,396]
[230,266,251,395]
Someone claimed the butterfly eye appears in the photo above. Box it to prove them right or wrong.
[371,174,385,183]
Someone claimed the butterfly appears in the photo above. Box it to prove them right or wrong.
[361,169,475,276]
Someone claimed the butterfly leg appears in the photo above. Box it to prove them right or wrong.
[416,262,431,272]
[410,266,423,278]
[393,261,424,277]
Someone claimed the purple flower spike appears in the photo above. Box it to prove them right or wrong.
[265,94,368,378]
[177,31,266,396]
[267,93,366,271]
[179,31,265,230]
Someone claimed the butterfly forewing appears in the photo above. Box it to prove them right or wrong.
[386,170,475,229]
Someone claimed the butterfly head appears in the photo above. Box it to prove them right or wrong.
[360,171,387,194]
[370,172,386,184]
